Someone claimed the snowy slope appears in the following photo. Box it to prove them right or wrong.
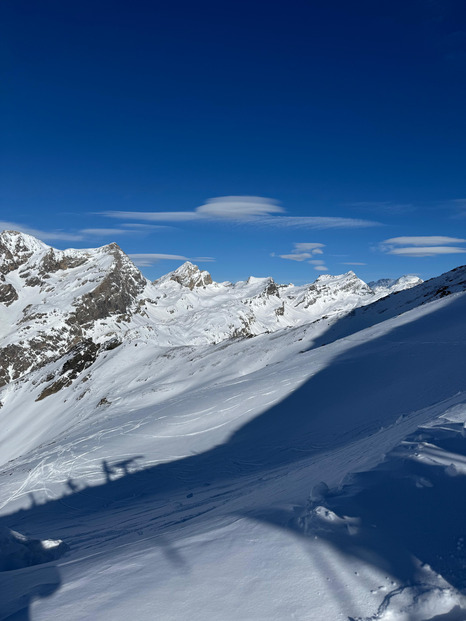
[1,232,466,620]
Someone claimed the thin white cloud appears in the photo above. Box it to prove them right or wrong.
[103,211,199,222]
[384,236,466,246]
[293,242,325,252]
[277,241,329,271]
[192,256,216,263]
[101,197,380,229]
[129,253,188,267]
[380,235,466,257]
[0,221,84,242]
[278,242,326,262]
[81,228,133,235]
[279,252,312,261]
[341,261,367,266]
[121,223,173,230]
[387,246,466,257]
[197,196,284,218]
[258,216,379,229]
[129,253,215,267]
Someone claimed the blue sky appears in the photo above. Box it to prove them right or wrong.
[1,0,466,284]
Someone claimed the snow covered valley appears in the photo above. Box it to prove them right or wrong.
[1,232,466,620]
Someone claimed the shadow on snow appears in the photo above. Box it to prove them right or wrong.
[1,293,466,619]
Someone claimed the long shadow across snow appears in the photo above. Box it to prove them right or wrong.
[277,421,466,621]
[1,293,466,619]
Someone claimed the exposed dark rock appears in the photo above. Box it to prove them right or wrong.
[0,283,18,306]
[275,303,285,316]
[68,245,146,325]
[36,338,100,401]
[435,286,452,298]
[0,232,36,275]
[266,282,280,297]
[0,344,34,387]
[24,276,42,287]
[38,249,87,275]
[102,337,121,351]
[169,262,213,289]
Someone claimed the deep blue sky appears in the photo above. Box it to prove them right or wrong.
[1,0,466,283]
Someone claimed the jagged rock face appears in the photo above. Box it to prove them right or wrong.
[0,232,148,388]
[166,261,213,289]
[0,231,47,279]
[69,244,147,326]
[0,283,18,306]
[294,271,373,309]
[0,230,431,390]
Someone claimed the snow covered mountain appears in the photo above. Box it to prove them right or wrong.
[1,230,466,621]
[368,274,423,295]
[0,230,416,391]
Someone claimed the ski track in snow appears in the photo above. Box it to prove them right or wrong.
[1,236,466,620]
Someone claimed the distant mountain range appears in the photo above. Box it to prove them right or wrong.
[0,230,425,391]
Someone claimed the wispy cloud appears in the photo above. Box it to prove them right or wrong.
[101,197,381,230]
[379,235,466,257]
[121,223,173,230]
[386,246,466,257]
[192,256,216,263]
[383,236,466,246]
[197,196,284,218]
[292,242,325,252]
[0,221,84,242]
[103,211,199,222]
[129,253,188,267]
[80,228,134,236]
[80,224,173,238]
[129,253,215,267]
[276,242,329,271]
[279,253,313,262]
[278,242,326,263]
[341,261,367,266]
[256,216,380,229]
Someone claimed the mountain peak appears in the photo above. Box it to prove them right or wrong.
[0,230,51,278]
[368,274,424,295]
[0,230,50,255]
[168,261,213,289]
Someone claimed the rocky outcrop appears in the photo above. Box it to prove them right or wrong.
[0,283,18,306]
[0,230,46,278]
[166,261,213,289]
[69,244,146,326]
[295,271,373,309]
[0,233,147,387]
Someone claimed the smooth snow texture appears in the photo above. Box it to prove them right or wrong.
[1,232,466,620]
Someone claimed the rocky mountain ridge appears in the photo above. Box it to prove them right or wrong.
[0,230,427,390]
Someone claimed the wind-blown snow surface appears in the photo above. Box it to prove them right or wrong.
[1,233,466,620]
